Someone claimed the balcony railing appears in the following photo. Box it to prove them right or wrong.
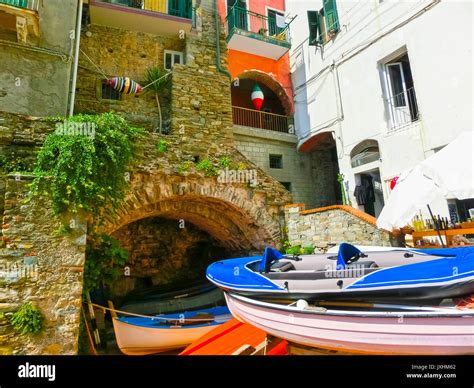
[232,106,292,133]
[99,0,192,19]
[386,87,419,130]
[226,5,291,46]
[0,0,39,11]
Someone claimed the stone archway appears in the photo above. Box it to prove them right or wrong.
[103,173,284,251]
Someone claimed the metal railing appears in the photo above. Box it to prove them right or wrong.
[0,0,39,11]
[226,5,291,45]
[232,106,291,133]
[99,0,192,19]
[386,87,419,130]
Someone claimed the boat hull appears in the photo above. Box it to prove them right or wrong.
[224,293,474,355]
[207,246,474,303]
[112,318,220,355]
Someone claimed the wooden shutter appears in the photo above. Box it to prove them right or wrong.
[323,0,340,33]
[307,10,320,46]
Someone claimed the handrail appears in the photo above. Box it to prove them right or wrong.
[225,3,293,43]
[232,106,292,133]
[233,105,288,119]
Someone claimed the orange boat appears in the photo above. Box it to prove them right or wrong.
[180,318,287,355]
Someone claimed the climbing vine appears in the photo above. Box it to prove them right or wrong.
[0,152,35,174]
[10,303,44,335]
[83,234,129,295]
[30,113,144,218]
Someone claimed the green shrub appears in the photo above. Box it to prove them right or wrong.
[196,159,218,177]
[285,245,301,255]
[155,139,168,154]
[30,112,144,217]
[10,303,44,335]
[177,160,194,175]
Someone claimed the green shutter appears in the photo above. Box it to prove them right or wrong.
[307,10,321,46]
[323,0,340,34]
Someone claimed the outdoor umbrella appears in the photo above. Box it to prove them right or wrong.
[376,131,474,231]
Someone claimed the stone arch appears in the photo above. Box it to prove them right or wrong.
[233,70,293,115]
[350,139,380,167]
[102,173,284,251]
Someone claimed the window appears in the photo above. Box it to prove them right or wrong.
[307,0,340,46]
[267,9,285,37]
[269,154,283,169]
[382,53,419,130]
[280,182,292,191]
[164,50,183,71]
[101,81,121,101]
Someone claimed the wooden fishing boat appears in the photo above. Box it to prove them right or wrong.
[120,280,224,315]
[224,292,474,355]
[111,306,232,355]
[207,244,474,302]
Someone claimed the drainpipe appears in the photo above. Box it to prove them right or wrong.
[213,0,231,80]
[68,0,83,117]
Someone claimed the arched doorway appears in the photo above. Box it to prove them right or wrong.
[351,139,384,217]
[99,172,287,298]
[231,70,293,133]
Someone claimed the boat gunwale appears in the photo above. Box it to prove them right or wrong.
[226,293,474,319]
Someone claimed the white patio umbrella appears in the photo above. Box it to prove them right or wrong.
[376,131,474,231]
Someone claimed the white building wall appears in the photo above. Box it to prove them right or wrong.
[287,0,473,218]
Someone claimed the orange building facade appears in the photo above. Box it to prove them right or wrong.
[217,0,294,117]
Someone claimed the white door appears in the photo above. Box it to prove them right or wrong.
[384,62,410,128]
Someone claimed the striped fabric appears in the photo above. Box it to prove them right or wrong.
[107,77,142,94]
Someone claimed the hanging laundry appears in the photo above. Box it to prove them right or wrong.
[276,14,287,28]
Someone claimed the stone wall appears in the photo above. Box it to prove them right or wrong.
[309,148,339,208]
[169,5,234,148]
[0,0,77,117]
[0,112,55,228]
[285,204,393,252]
[234,125,315,206]
[0,177,86,355]
[75,24,185,131]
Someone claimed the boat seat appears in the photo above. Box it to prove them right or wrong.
[346,261,378,269]
[270,261,295,272]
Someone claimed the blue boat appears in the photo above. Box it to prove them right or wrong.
[111,306,232,355]
[206,244,474,303]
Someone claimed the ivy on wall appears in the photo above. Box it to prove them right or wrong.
[30,113,144,218]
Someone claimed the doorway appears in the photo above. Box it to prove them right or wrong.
[354,170,385,217]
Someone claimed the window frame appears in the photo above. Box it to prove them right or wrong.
[99,79,122,102]
[164,50,184,71]
[269,154,283,169]
[265,6,286,37]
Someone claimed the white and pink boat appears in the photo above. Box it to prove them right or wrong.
[225,292,474,355]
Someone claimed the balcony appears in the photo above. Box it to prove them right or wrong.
[0,0,39,43]
[0,0,38,11]
[386,87,419,131]
[89,0,193,37]
[232,106,292,134]
[225,5,293,60]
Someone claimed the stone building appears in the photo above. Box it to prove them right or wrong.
[0,0,80,117]
[73,0,293,294]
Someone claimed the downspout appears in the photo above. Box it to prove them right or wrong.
[68,0,83,117]
[213,0,231,80]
